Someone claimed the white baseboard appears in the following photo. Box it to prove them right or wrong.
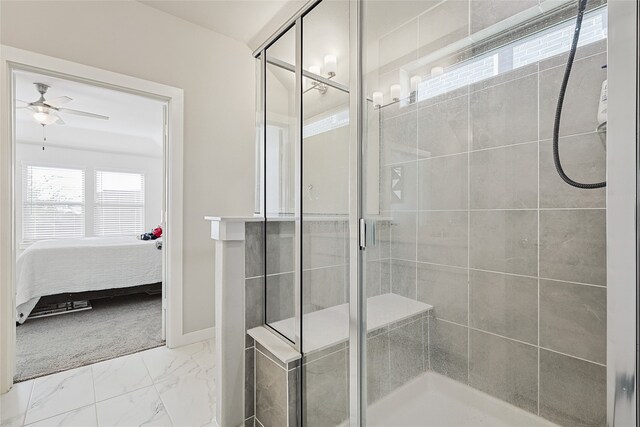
[170,326,215,348]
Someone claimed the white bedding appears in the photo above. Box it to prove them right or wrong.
[16,236,162,323]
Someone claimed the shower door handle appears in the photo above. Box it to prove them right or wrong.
[359,218,366,250]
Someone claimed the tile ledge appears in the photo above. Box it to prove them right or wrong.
[247,326,301,364]
[204,215,263,222]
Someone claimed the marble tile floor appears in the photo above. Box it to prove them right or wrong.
[1,340,215,427]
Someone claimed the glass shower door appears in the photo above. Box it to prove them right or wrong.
[300,1,352,426]
[263,24,298,343]
[360,0,608,426]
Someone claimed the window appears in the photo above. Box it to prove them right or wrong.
[23,165,85,242]
[416,7,607,102]
[94,170,145,236]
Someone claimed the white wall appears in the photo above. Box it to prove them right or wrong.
[15,142,163,246]
[1,0,256,334]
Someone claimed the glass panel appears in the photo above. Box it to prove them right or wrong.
[264,24,297,342]
[300,1,351,426]
[302,0,349,87]
[255,54,264,215]
[362,1,608,426]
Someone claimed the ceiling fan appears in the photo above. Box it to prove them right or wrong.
[17,83,110,126]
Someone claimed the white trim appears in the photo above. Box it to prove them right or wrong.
[0,45,185,393]
[171,327,216,348]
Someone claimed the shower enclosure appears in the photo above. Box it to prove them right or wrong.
[252,0,637,425]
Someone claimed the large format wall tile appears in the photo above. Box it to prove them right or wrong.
[367,330,390,404]
[418,154,468,210]
[469,270,537,344]
[381,111,418,165]
[540,279,606,364]
[303,265,347,313]
[255,349,288,427]
[417,211,468,268]
[367,220,390,262]
[417,263,468,324]
[302,221,347,270]
[469,330,538,413]
[469,210,538,276]
[428,318,468,383]
[539,52,607,139]
[265,272,294,324]
[246,222,265,278]
[418,0,469,57]
[539,350,606,426]
[390,211,417,260]
[539,134,606,209]
[470,0,538,34]
[266,221,294,275]
[469,142,538,209]
[246,277,265,341]
[245,348,255,419]
[390,259,417,299]
[389,319,425,390]
[302,349,349,427]
[366,260,382,298]
[418,94,469,158]
[539,209,606,285]
[470,74,538,149]
[378,17,419,74]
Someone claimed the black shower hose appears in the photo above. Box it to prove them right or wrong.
[553,0,606,189]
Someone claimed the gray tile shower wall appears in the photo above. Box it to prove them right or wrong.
[380,39,608,426]
[244,219,352,423]
[255,343,300,427]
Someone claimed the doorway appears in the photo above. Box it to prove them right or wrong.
[12,69,167,381]
[0,46,185,392]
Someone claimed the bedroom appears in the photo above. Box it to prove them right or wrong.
[13,69,166,381]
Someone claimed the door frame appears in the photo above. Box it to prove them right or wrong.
[0,45,185,393]
[607,1,639,425]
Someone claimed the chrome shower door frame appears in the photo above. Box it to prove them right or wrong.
[607,1,639,426]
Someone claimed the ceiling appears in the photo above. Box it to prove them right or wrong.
[15,69,165,156]
[139,0,305,48]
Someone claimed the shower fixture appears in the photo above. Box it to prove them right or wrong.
[553,0,606,189]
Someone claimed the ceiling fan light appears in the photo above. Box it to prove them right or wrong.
[33,111,58,125]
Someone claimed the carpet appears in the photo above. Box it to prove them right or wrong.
[15,293,164,382]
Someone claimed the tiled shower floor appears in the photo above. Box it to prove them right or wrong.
[367,372,558,427]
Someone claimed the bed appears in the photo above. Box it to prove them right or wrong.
[16,236,162,323]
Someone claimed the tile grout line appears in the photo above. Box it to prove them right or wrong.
[537,61,541,417]
[23,376,37,426]
[385,257,607,288]
[382,127,604,170]
[21,379,36,427]
[22,404,97,427]
[89,364,98,426]
[382,207,606,212]
[432,316,606,367]
[415,85,419,303]
[143,351,176,427]
[466,83,471,385]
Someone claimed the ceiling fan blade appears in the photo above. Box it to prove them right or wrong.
[54,115,65,125]
[58,107,109,120]
[46,96,72,107]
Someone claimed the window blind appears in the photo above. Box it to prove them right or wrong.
[94,170,145,236]
[23,165,85,242]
